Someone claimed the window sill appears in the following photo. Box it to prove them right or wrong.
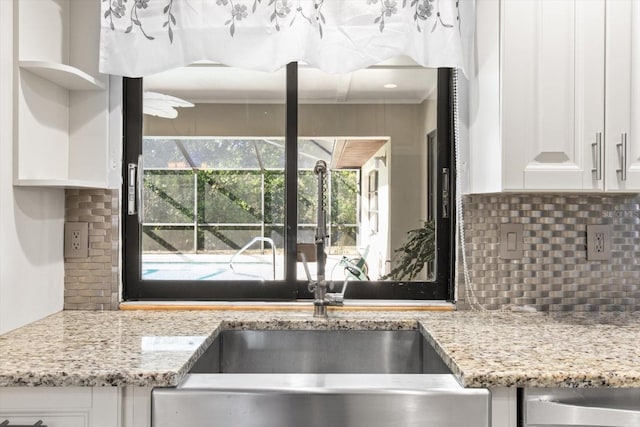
[119,300,455,311]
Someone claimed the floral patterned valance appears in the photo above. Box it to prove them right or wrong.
[99,0,472,77]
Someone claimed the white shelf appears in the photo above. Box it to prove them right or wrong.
[14,1,118,190]
[19,60,105,91]
[14,179,109,189]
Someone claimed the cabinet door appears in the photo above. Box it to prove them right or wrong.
[502,0,605,191]
[0,387,120,427]
[605,0,640,191]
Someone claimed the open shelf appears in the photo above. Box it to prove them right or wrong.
[14,0,119,190]
[19,60,105,91]
[14,179,109,189]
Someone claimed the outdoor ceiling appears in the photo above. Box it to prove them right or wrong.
[143,58,438,105]
[332,139,388,169]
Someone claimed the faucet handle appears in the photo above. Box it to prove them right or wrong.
[298,252,314,285]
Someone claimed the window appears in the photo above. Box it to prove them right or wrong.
[122,62,454,301]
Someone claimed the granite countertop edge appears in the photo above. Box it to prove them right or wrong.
[1,310,640,388]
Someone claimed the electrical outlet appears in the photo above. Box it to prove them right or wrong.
[594,232,605,253]
[65,222,89,258]
[587,224,611,261]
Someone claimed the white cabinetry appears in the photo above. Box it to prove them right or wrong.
[502,0,604,191]
[121,387,152,427]
[490,388,517,427]
[0,387,120,427]
[14,0,120,189]
[466,0,638,193]
[604,0,640,191]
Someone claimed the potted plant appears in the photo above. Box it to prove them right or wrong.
[382,220,435,281]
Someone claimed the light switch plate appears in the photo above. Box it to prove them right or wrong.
[500,223,523,260]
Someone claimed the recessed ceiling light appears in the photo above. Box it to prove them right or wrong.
[383,83,397,89]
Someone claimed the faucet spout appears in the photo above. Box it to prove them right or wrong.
[298,160,350,317]
[312,160,329,318]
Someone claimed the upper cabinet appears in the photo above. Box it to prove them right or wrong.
[605,0,640,191]
[14,0,121,189]
[465,0,638,193]
[502,0,604,191]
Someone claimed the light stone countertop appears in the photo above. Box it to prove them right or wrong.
[1,309,639,388]
[0,310,422,387]
[419,310,640,388]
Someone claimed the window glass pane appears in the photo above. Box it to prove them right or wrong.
[143,138,192,169]
[263,170,285,224]
[331,170,359,226]
[142,226,195,253]
[257,139,286,169]
[298,57,439,283]
[199,170,262,224]
[298,139,333,169]
[297,170,317,225]
[141,66,285,281]
[181,139,260,169]
[200,225,262,252]
[143,171,194,224]
[125,65,451,300]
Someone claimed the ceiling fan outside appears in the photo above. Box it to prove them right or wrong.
[143,91,194,119]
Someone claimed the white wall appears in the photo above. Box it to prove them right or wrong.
[360,144,390,279]
[0,0,65,334]
[419,99,438,220]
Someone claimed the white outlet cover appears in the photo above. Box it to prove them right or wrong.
[65,222,89,258]
[587,224,611,261]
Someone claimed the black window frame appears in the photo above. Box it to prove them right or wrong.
[122,65,455,301]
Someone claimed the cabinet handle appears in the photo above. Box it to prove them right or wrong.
[616,132,628,181]
[591,132,603,180]
[527,399,640,426]
[0,421,47,427]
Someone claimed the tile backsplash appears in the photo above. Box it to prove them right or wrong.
[64,189,119,310]
[456,194,640,312]
[62,191,640,312]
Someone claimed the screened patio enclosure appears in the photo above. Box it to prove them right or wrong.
[141,137,363,282]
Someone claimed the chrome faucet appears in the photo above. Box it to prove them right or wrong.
[312,160,329,317]
[298,160,358,317]
[298,160,345,317]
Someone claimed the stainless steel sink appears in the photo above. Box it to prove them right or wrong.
[152,330,490,427]
[190,330,443,374]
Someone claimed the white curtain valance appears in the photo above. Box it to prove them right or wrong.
[99,0,472,77]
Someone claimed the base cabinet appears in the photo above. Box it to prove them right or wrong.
[121,387,152,427]
[0,386,514,427]
[0,387,119,427]
[491,387,517,427]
